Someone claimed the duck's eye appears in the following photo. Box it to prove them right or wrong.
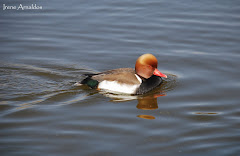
[147,65,152,68]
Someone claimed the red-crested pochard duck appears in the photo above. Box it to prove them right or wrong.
[79,53,167,95]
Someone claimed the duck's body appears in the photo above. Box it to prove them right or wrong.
[79,54,167,95]
[81,68,163,95]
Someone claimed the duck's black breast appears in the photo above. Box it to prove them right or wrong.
[135,75,163,95]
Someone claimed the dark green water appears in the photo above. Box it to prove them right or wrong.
[1,0,240,155]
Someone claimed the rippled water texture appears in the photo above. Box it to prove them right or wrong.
[1,0,240,155]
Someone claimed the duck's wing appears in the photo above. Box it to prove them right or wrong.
[92,68,141,85]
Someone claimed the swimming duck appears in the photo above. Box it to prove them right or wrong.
[79,53,167,95]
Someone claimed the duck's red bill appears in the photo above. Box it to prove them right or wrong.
[153,69,167,78]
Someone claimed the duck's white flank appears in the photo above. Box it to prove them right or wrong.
[97,74,142,94]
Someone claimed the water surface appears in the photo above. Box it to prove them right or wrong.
[1,0,240,155]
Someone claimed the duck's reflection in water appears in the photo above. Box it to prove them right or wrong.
[137,115,155,120]
[136,93,166,119]
[136,93,166,110]
[137,96,158,110]
[100,90,166,120]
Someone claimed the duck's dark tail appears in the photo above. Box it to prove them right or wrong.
[77,74,99,89]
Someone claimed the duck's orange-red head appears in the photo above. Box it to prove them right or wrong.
[135,53,167,79]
